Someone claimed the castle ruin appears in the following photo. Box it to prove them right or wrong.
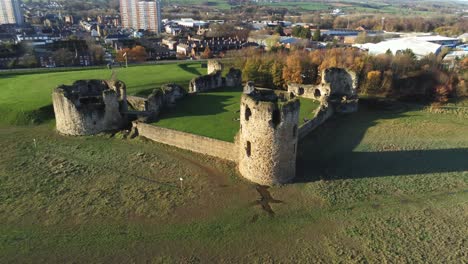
[288,67,358,113]
[52,60,358,186]
[238,89,300,185]
[52,80,128,135]
[127,83,186,121]
[207,60,223,75]
[189,60,242,93]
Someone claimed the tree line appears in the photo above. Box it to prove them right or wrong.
[228,47,467,103]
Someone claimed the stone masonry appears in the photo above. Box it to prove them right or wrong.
[52,80,127,135]
[207,60,223,75]
[288,67,359,113]
[189,60,242,93]
[237,88,300,185]
[54,66,356,186]
[127,83,186,120]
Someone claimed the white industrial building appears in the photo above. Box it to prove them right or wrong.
[355,38,443,58]
[173,18,208,28]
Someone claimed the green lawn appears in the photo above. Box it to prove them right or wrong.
[162,0,330,10]
[153,87,320,142]
[0,62,204,125]
[0,62,467,262]
[163,0,232,9]
[0,103,466,262]
[261,1,329,10]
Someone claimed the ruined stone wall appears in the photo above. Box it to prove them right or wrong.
[288,67,359,113]
[298,104,334,140]
[127,96,148,111]
[134,122,238,162]
[189,71,223,93]
[225,68,242,88]
[126,84,186,119]
[160,83,186,104]
[105,80,127,112]
[52,80,126,135]
[288,83,325,100]
[207,60,224,75]
[323,68,358,97]
[238,91,300,185]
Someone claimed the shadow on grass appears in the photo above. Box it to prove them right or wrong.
[130,85,160,97]
[158,93,236,119]
[178,63,203,76]
[296,99,468,182]
[129,80,195,97]
[14,104,55,125]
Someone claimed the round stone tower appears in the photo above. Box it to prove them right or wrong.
[238,88,300,186]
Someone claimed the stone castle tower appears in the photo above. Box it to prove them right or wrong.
[52,80,127,135]
[238,88,300,185]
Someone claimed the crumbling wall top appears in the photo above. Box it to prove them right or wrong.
[207,60,224,75]
[244,86,297,104]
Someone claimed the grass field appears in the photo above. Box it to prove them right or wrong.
[0,62,204,125]
[0,65,467,262]
[154,87,320,142]
[161,0,448,14]
[258,1,329,10]
[0,102,466,262]
[164,0,329,10]
[163,0,232,9]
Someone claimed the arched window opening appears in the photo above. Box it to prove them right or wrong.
[272,109,281,128]
[314,89,321,99]
[246,141,251,157]
[298,87,304,95]
[245,106,252,121]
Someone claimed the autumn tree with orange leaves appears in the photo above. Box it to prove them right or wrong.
[116,45,148,63]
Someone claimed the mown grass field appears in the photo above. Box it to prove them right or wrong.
[0,62,204,125]
[257,1,329,10]
[154,87,320,142]
[162,0,446,14]
[165,0,329,10]
[0,65,467,262]
[165,0,233,9]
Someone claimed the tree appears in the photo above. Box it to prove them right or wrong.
[117,46,148,63]
[265,34,280,51]
[274,26,285,36]
[200,46,213,59]
[312,27,321,41]
[364,70,382,95]
[355,31,368,44]
[130,45,148,62]
[434,84,449,103]
[116,48,130,63]
[18,53,38,68]
[85,37,105,64]
[271,60,284,88]
[242,58,260,83]
[52,48,75,66]
[282,52,303,84]
[257,59,273,87]
[397,49,416,60]
[291,26,311,39]
[89,44,105,64]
